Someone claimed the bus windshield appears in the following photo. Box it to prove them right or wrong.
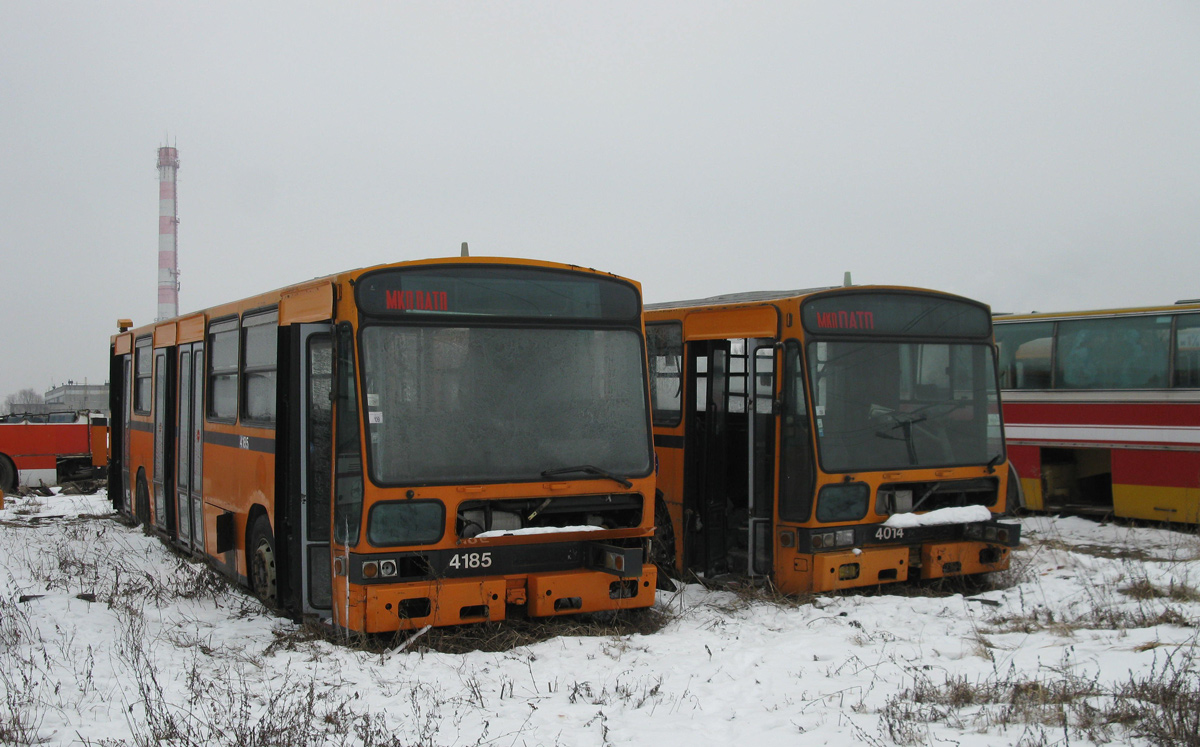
[359,324,652,485]
[806,340,1003,472]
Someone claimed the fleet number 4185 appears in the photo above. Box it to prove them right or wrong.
[448,552,492,570]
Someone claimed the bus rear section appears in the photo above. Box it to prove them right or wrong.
[647,287,1020,594]
[0,411,108,492]
[995,302,1200,523]
[109,258,657,635]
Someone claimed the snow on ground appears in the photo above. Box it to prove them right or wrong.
[2,490,1198,746]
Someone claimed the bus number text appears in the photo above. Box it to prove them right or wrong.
[875,527,904,541]
[448,552,492,570]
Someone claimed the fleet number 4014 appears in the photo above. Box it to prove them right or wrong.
[448,552,492,570]
[875,527,904,540]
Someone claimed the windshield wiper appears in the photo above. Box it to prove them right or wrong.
[540,465,633,489]
[985,453,1003,474]
[874,412,925,466]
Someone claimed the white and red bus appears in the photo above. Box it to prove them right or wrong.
[0,410,109,492]
[994,300,1200,523]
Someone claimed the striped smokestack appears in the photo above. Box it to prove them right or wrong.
[157,145,180,320]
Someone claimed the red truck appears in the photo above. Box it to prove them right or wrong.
[0,411,108,492]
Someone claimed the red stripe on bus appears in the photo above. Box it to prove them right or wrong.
[1113,450,1200,489]
[1004,402,1200,428]
[11,455,56,470]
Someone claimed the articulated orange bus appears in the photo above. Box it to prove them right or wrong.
[994,300,1200,522]
[109,257,657,634]
[645,286,1020,593]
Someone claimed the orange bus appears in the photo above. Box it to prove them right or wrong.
[994,300,1200,522]
[645,286,1020,593]
[109,257,657,634]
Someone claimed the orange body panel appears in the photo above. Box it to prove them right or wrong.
[919,541,1010,579]
[684,306,778,340]
[800,547,910,593]
[279,282,334,324]
[154,323,177,347]
[527,567,656,617]
[177,314,205,343]
[89,424,108,468]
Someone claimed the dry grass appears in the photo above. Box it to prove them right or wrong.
[881,641,1200,747]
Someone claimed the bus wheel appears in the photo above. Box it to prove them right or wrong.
[652,493,678,590]
[135,472,151,526]
[249,515,278,605]
[0,455,15,493]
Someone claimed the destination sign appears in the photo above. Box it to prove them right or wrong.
[801,292,991,338]
[356,265,640,322]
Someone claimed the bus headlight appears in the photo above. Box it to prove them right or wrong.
[362,561,379,579]
[836,529,855,546]
[380,559,398,577]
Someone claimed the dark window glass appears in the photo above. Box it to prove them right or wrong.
[359,325,652,485]
[1055,316,1170,389]
[355,266,640,322]
[334,324,363,546]
[208,319,239,420]
[995,322,1053,390]
[808,340,1003,472]
[307,335,333,543]
[646,322,683,427]
[367,501,445,546]
[191,351,204,492]
[134,338,153,413]
[1176,314,1200,388]
[802,292,991,339]
[241,311,278,425]
[779,342,816,522]
[153,350,167,478]
[816,483,870,523]
[178,350,191,490]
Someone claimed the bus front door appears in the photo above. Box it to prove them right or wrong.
[152,349,174,534]
[299,325,334,616]
[686,338,776,580]
[176,342,205,554]
[747,341,776,577]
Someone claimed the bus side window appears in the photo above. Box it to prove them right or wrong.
[207,318,239,420]
[646,322,683,427]
[1056,316,1170,390]
[134,337,153,414]
[1175,314,1200,388]
[995,322,1053,390]
[779,342,815,522]
[241,309,279,425]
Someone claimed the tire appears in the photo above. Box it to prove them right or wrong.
[135,472,151,526]
[0,455,16,493]
[652,493,678,591]
[249,515,278,605]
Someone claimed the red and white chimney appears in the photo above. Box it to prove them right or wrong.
[157,145,180,320]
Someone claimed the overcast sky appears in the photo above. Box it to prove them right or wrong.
[2,2,1198,400]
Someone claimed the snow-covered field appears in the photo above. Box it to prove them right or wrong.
[2,490,1198,746]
